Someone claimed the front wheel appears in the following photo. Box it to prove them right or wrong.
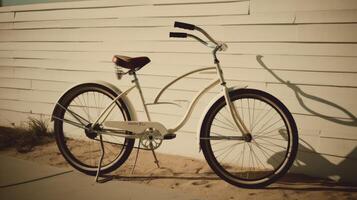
[200,89,298,188]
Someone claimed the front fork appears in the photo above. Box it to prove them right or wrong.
[223,86,250,137]
[214,47,250,138]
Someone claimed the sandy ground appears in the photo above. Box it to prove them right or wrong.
[1,141,357,200]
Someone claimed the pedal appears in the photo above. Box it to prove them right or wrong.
[163,133,176,140]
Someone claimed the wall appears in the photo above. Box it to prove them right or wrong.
[0,0,356,183]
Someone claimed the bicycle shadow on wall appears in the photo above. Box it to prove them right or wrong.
[256,55,357,184]
[256,55,357,127]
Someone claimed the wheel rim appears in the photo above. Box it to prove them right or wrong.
[57,88,129,171]
[206,94,293,183]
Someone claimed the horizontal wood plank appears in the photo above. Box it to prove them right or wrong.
[13,1,249,22]
[0,109,48,127]
[251,0,357,13]
[1,42,357,57]
[0,12,14,22]
[2,58,357,88]
[11,9,357,30]
[0,78,31,89]
[12,13,294,30]
[0,0,245,12]
[0,0,148,13]
[1,24,356,42]
[1,52,357,74]
[0,22,13,30]
[296,10,357,24]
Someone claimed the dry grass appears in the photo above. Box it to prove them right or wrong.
[0,117,54,153]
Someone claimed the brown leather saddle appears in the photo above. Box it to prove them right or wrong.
[112,55,151,72]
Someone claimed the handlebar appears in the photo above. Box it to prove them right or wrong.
[170,21,227,51]
[174,21,195,30]
[169,32,187,38]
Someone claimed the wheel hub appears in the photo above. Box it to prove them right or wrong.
[85,123,101,139]
[244,133,253,142]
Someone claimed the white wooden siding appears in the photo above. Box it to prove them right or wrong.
[0,0,356,182]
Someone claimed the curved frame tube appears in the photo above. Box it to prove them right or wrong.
[153,67,216,103]
[168,78,220,133]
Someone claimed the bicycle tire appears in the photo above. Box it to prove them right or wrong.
[200,88,298,188]
[53,83,135,176]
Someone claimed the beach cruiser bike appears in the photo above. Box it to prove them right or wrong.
[52,22,298,188]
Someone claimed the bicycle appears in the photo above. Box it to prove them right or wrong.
[51,21,298,188]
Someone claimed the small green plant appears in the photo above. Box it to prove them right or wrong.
[0,117,54,153]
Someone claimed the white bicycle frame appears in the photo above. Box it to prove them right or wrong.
[52,23,254,182]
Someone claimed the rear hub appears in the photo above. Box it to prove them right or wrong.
[85,123,101,139]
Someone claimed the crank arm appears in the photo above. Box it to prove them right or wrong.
[200,136,246,140]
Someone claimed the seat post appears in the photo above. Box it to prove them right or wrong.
[131,72,152,121]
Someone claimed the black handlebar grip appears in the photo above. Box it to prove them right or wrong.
[169,32,187,38]
[174,21,195,30]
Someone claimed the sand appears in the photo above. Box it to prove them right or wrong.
[1,141,356,200]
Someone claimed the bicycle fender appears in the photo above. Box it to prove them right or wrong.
[196,85,247,151]
[51,80,137,121]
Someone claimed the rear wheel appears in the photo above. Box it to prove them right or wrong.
[53,83,134,176]
[200,89,298,188]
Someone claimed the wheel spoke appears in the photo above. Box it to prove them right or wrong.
[56,103,90,125]
[251,107,273,132]
[53,116,87,130]
[250,101,267,131]
[218,110,236,129]
[255,135,288,142]
[255,112,278,134]
[247,99,252,132]
[251,99,256,132]
[212,123,236,132]
[249,143,268,171]
[254,137,287,149]
[254,126,285,138]
[253,140,286,162]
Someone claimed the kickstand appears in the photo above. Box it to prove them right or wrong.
[131,139,141,174]
[149,142,160,168]
[95,135,113,183]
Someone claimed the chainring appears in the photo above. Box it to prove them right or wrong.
[140,129,163,150]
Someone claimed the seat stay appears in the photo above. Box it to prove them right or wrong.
[91,85,136,128]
